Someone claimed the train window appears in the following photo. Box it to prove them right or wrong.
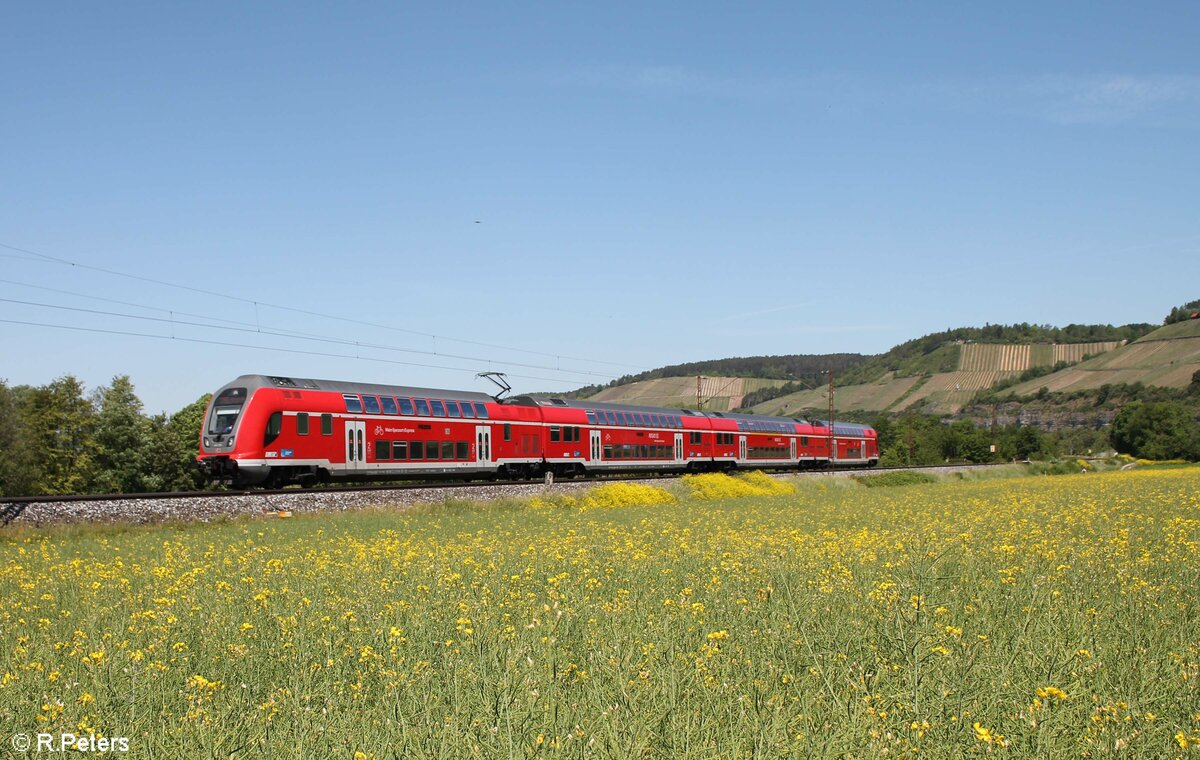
[264,412,283,447]
[445,401,461,418]
[586,410,597,425]
[410,440,424,459]
[321,414,333,435]
[394,441,408,460]
[398,398,415,415]
[800,436,809,446]
[603,444,613,459]
[550,426,560,442]
[654,414,664,427]
[343,394,363,413]
[431,401,446,417]
[381,397,397,415]
[473,403,489,419]
[503,424,512,441]
[426,443,440,460]
[375,440,391,460]
[603,411,616,425]
[456,441,469,460]
[415,399,431,416]
[572,426,581,442]
[363,396,381,414]
[460,402,475,419]
[441,441,454,459]
[297,413,309,435]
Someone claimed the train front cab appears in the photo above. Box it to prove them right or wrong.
[197,379,275,487]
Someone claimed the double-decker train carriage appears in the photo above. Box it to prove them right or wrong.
[197,374,878,488]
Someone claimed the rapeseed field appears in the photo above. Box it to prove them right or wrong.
[2,469,1199,757]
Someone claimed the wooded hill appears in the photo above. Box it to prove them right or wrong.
[577,313,1200,418]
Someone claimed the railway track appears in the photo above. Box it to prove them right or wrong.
[0,463,1014,527]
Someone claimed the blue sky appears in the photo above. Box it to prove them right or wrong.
[2,2,1198,413]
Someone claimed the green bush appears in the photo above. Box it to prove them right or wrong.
[852,471,938,488]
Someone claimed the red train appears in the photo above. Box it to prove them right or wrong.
[197,374,878,487]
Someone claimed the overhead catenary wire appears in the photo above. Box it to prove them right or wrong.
[0,318,590,387]
[0,241,649,372]
[0,297,618,382]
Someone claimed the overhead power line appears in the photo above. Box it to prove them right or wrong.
[0,241,649,372]
[0,318,588,386]
[0,296,619,381]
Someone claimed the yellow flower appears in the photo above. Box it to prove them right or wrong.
[1035,686,1068,701]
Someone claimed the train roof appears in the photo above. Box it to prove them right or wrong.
[816,421,876,436]
[223,374,496,402]
[507,395,815,426]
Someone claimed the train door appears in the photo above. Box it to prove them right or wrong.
[475,425,491,467]
[738,435,747,461]
[674,433,683,463]
[590,430,602,463]
[346,420,365,471]
[789,437,797,461]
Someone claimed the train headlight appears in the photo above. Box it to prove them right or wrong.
[227,436,235,447]
[203,437,211,447]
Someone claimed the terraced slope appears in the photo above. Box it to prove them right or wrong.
[1004,321,1200,396]
[750,339,1131,416]
[748,374,922,417]
[588,376,789,411]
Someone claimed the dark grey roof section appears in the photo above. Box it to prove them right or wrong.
[225,374,495,402]
[507,395,703,418]
[508,395,811,426]
[816,422,875,436]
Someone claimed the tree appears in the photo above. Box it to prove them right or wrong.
[23,375,98,494]
[142,394,211,491]
[92,375,150,493]
[0,381,41,496]
[1164,299,1200,325]
[1110,401,1200,461]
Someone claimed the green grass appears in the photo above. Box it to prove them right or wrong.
[2,469,1199,756]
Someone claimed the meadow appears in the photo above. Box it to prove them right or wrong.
[2,467,1199,757]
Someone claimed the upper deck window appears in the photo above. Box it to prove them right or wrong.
[381,397,398,415]
[586,410,597,425]
[431,400,446,417]
[445,401,461,418]
[343,394,364,414]
[461,402,475,419]
[398,398,415,416]
[473,402,489,419]
[415,399,431,416]
[362,395,381,415]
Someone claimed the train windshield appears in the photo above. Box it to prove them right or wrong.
[208,387,247,435]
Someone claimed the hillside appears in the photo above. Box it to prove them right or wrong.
[577,319,1184,420]
[747,340,1127,417]
[585,375,791,411]
[999,319,1200,397]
